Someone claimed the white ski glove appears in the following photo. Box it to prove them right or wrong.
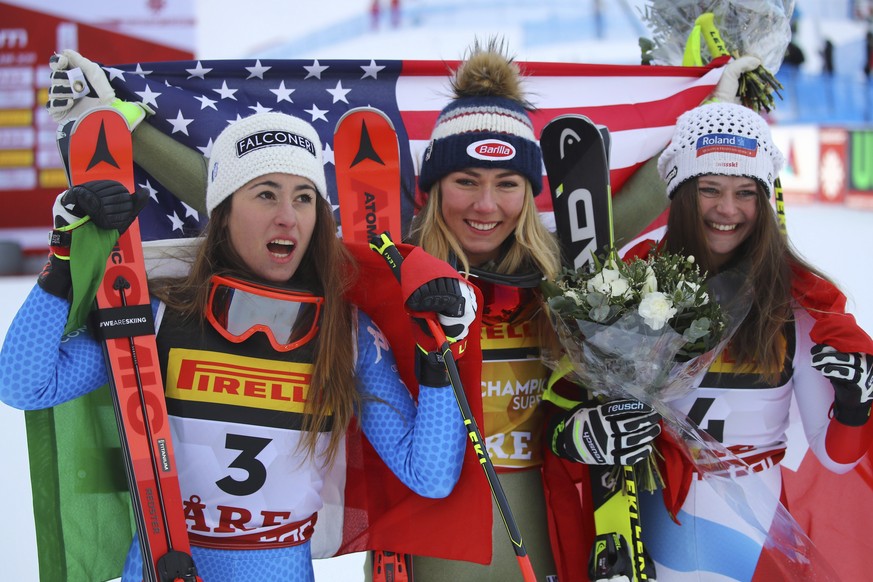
[811,344,873,426]
[551,399,661,466]
[47,49,152,129]
[710,55,762,105]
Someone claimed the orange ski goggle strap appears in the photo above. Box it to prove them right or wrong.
[206,275,323,352]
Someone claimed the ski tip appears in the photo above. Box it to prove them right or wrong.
[334,106,396,132]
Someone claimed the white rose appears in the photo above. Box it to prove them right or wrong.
[587,268,628,298]
[638,291,677,330]
[610,277,630,298]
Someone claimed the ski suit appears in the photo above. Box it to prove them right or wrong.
[0,284,466,582]
[542,257,873,581]
[410,279,559,582]
[640,304,870,580]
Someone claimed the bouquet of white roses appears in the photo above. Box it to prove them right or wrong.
[541,247,748,489]
[542,249,737,403]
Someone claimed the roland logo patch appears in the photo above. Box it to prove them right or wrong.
[695,133,758,158]
[236,130,316,157]
[466,139,516,161]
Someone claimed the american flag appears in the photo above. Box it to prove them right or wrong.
[102,57,726,241]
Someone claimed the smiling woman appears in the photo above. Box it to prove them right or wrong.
[547,100,873,581]
[0,111,478,582]
[396,38,563,582]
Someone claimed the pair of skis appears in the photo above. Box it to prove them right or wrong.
[541,115,654,582]
[65,109,199,582]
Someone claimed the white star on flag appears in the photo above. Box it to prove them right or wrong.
[194,94,218,110]
[186,61,212,79]
[213,81,238,100]
[327,80,351,104]
[167,110,194,135]
[361,60,385,79]
[246,60,271,79]
[270,81,295,103]
[304,59,329,80]
[304,103,329,122]
[135,85,162,108]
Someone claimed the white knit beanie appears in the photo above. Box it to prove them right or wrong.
[658,102,785,199]
[206,112,327,216]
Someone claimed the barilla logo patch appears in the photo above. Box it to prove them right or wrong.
[695,133,758,158]
[236,130,316,158]
[466,139,516,161]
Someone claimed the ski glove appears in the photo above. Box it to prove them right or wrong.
[406,277,477,342]
[710,55,762,105]
[38,181,150,299]
[550,399,661,466]
[407,277,477,387]
[56,180,150,233]
[47,49,153,129]
[811,344,873,426]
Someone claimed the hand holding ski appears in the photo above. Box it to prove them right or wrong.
[370,232,538,582]
[67,108,200,582]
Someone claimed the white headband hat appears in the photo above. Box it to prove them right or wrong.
[657,102,785,199]
[206,112,327,216]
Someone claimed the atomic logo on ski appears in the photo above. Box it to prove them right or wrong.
[86,120,121,171]
[350,120,385,167]
[334,107,401,243]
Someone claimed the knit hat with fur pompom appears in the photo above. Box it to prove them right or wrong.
[206,112,327,216]
[418,39,543,196]
[658,102,784,199]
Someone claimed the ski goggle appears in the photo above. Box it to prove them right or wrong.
[465,267,542,327]
[206,275,323,352]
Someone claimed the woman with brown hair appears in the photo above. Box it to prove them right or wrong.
[0,112,476,582]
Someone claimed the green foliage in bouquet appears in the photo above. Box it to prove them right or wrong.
[542,249,727,362]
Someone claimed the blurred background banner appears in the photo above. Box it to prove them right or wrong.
[0,0,194,270]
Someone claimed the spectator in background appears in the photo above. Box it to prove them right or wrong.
[822,39,835,76]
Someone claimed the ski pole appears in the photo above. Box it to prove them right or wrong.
[369,232,537,582]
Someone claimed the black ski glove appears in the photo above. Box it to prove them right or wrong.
[811,344,873,426]
[550,399,661,466]
[406,277,478,387]
[57,180,150,233]
[406,277,477,341]
[37,180,149,299]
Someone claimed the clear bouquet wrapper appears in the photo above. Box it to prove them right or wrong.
[639,0,795,73]
[639,0,794,112]
[543,264,842,579]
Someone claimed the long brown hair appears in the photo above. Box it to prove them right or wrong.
[151,193,359,464]
[664,179,831,383]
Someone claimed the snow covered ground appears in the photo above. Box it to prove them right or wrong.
[1,201,870,581]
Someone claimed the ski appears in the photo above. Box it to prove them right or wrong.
[540,114,613,272]
[334,106,402,243]
[334,106,413,580]
[541,114,653,582]
[67,108,199,582]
